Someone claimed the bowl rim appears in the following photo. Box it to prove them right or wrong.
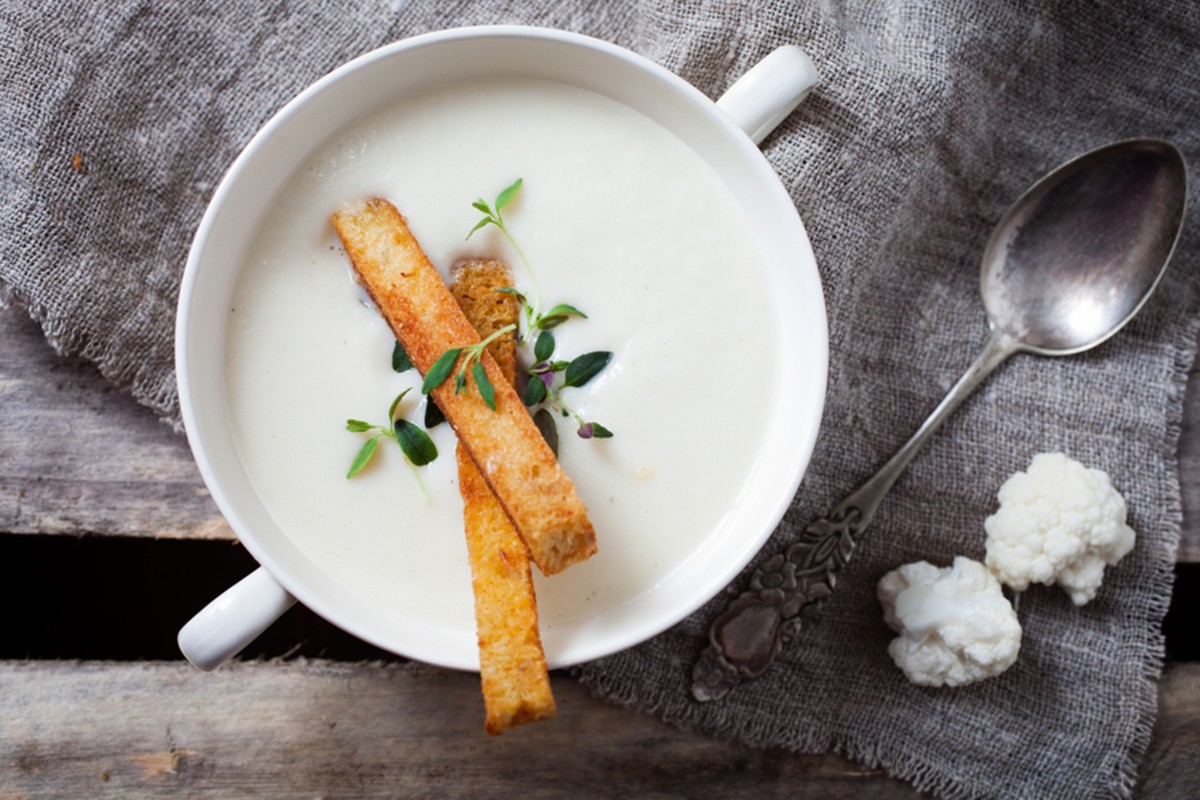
[176,24,829,669]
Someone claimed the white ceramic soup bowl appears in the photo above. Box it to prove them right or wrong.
[176,26,827,671]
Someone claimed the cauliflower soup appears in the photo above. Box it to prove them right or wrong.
[224,77,781,637]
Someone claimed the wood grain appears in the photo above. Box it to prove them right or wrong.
[1137,661,1200,798]
[2,305,1200,798]
[1178,360,1200,562]
[0,659,914,798]
[0,659,1195,798]
[0,306,232,541]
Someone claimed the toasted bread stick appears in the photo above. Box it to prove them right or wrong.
[454,259,555,734]
[331,198,596,575]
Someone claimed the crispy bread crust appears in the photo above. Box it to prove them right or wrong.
[330,198,596,574]
[452,260,555,734]
[450,259,519,387]
[457,446,556,732]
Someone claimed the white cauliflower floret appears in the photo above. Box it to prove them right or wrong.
[877,557,1021,687]
[984,452,1135,605]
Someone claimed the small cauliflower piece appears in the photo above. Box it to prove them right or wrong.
[984,452,1135,605]
[877,557,1021,687]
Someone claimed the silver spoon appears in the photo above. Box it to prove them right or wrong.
[692,138,1188,702]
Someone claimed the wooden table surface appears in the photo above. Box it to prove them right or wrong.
[2,302,1198,798]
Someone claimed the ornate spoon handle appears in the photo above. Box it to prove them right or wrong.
[691,331,1017,702]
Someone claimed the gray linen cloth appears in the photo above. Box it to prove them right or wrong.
[3,2,1197,797]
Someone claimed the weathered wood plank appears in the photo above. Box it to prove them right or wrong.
[6,291,1200,561]
[0,659,909,799]
[1,659,1195,798]
[1178,357,1200,562]
[1136,661,1200,797]
[0,305,231,540]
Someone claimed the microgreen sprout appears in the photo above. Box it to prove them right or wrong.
[345,388,438,483]
[494,291,589,346]
[349,177,613,475]
[422,324,517,410]
[468,178,541,310]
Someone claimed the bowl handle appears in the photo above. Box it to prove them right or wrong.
[177,566,297,670]
[716,45,820,145]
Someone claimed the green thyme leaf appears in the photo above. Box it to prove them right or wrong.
[394,419,438,466]
[454,371,467,394]
[471,199,491,214]
[388,388,412,421]
[543,303,587,319]
[495,287,526,302]
[537,303,588,330]
[590,422,614,438]
[473,362,496,410]
[534,330,555,362]
[424,397,445,428]
[423,348,462,393]
[466,218,492,240]
[563,351,612,388]
[346,436,380,478]
[495,178,523,211]
[533,408,558,456]
[523,375,548,406]
[392,340,414,373]
[346,419,373,432]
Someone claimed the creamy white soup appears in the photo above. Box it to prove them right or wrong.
[225,77,779,634]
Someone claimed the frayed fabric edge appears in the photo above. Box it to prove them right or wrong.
[575,310,1198,799]
[575,290,1199,800]
[575,652,1158,800]
[574,661,988,799]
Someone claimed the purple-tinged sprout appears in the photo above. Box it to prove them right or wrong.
[577,422,594,439]
[539,371,555,391]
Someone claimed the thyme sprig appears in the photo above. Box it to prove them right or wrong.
[465,179,614,443]
[369,178,614,458]
[421,323,517,410]
[521,330,613,441]
[468,177,540,311]
[495,287,589,344]
[345,388,438,478]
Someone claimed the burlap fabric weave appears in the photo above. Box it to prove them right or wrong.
[3,2,1197,797]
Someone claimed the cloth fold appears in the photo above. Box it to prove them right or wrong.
[3,2,1197,798]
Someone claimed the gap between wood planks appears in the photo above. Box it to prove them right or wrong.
[0,533,1197,662]
[0,659,1196,798]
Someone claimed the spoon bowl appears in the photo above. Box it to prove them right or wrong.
[982,139,1187,355]
[693,138,1189,702]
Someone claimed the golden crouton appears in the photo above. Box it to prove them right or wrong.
[331,197,596,575]
[452,259,555,734]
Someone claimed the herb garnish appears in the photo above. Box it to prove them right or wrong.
[494,286,589,344]
[468,178,540,310]
[520,324,613,441]
[345,388,438,478]
[420,323,516,410]
[392,340,413,373]
[532,408,559,455]
[392,339,447,426]
[354,179,614,461]
[468,179,614,442]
